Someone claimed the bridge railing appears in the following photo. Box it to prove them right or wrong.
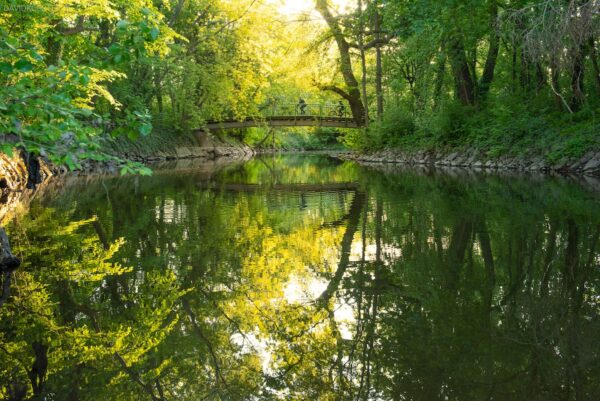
[264,103,352,119]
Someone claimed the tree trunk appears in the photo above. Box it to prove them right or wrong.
[570,45,586,111]
[511,45,517,92]
[28,342,48,398]
[446,219,474,289]
[589,39,600,96]
[316,0,366,124]
[520,50,530,91]
[95,19,111,47]
[549,56,564,110]
[154,67,164,114]
[374,3,384,118]
[478,0,499,100]
[448,36,476,105]
[0,228,20,308]
[357,0,369,127]
[317,191,366,308]
[433,45,446,110]
[21,151,43,189]
[535,62,547,92]
[45,34,63,66]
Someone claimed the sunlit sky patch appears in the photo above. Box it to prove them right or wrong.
[274,0,352,17]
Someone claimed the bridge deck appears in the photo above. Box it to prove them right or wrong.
[202,115,360,130]
[197,182,358,192]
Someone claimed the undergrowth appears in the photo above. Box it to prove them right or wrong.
[345,94,600,162]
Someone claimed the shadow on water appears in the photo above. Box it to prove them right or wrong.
[1,154,600,400]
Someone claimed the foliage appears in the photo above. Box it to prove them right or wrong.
[0,0,173,172]
[353,94,600,161]
[0,0,350,169]
[313,0,600,158]
[345,104,417,150]
[2,0,600,166]
[244,126,347,151]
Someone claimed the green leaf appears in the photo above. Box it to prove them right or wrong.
[29,50,44,61]
[138,166,153,176]
[139,123,152,136]
[127,129,139,141]
[116,20,129,29]
[14,59,34,72]
[0,38,17,51]
[110,127,126,138]
[65,156,77,171]
[0,62,12,74]
[150,27,160,41]
[0,144,14,157]
[77,108,93,117]
[108,44,121,55]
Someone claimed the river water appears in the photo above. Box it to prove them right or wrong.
[2,154,600,400]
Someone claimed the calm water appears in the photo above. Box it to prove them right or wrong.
[2,155,600,401]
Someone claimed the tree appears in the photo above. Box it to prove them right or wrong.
[315,0,367,124]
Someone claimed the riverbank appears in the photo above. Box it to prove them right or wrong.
[68,131,254,174]
[342,147,600,176]
[0,132,254,224]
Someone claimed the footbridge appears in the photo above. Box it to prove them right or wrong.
[200,103,361,131]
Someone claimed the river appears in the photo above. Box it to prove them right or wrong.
[2,154,600,400]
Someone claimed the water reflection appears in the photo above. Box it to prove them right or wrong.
[2,155,600,400]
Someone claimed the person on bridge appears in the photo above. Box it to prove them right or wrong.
[337,101,346,117]
[298,98,307,115]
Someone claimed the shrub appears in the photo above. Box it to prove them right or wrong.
[346,105,416,151]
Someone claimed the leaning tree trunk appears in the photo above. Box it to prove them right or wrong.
[316,0,366,124]
[317,191,366,308]
[478,0,500,101]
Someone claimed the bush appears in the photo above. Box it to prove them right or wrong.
[343,92,600,159]
[243,127,346,151]
[345,105,416,150]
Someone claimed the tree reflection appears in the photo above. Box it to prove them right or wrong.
[2,157,600,400]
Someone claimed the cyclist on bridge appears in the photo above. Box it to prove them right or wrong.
[298,98,307,115]
[337,101,346,117]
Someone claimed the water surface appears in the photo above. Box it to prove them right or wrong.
[2,155,600,400]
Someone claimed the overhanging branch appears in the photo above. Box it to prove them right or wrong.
[315,83,353,102]
[349,36,393,51]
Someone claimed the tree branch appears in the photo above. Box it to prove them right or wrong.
[168,0,186,27]
[55,17,97,36]
[349,36,393,51]
[314,83,353,102]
